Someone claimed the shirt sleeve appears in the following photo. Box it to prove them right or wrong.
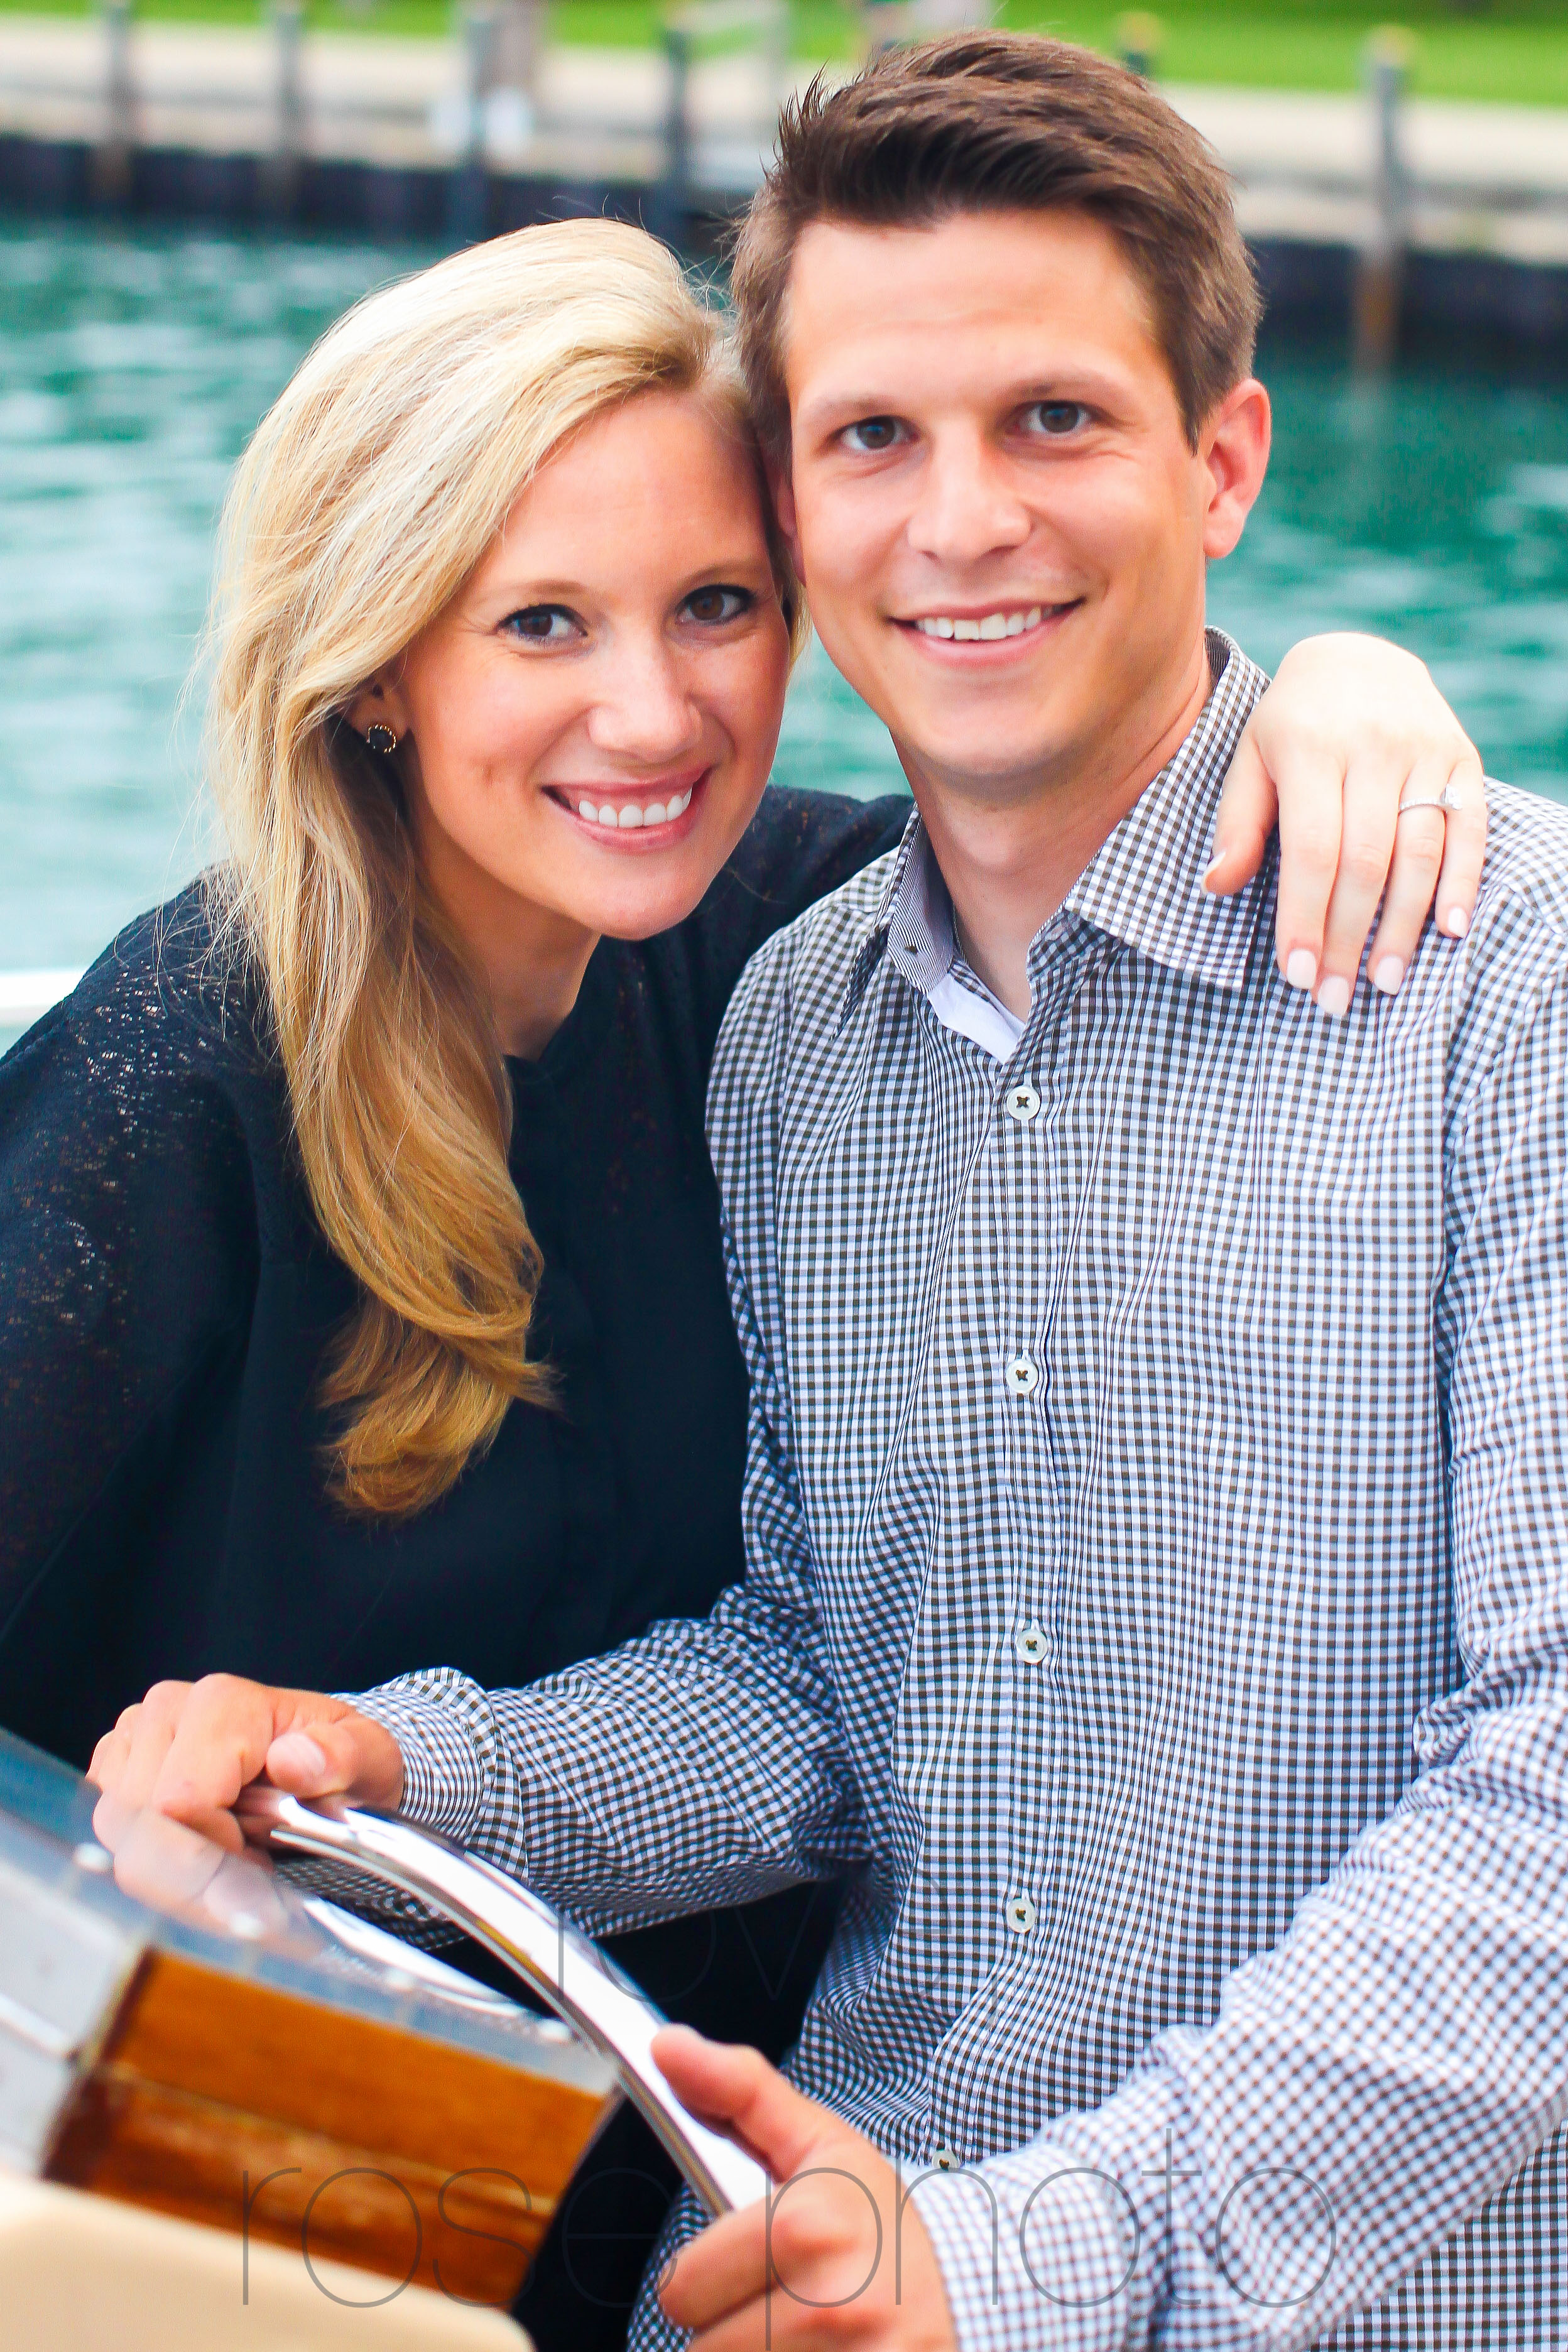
[918,945,1568,2351]
[356,1400,869,1935]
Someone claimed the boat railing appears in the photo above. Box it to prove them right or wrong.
[0,972,82,1034]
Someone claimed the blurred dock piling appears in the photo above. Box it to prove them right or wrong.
[89,0,132,204]
[260,0,303,214]
[654,0,783,244]
[1354,28,1413,368]
[449,1,494,241]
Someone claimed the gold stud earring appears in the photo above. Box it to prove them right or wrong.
[364,722,398,754]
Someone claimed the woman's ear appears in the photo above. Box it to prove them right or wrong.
[345,676,413,745]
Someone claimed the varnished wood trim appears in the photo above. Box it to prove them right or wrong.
[102,1950,604,2192]
[45,1947,615,2304]
[51,2064,552,2304]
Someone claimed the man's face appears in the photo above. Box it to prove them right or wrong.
[776,207,1263,804]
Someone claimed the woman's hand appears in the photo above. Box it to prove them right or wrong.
[1207,634,1485,1013]
[87,1674,405,1853]
[655,2025,958,2352]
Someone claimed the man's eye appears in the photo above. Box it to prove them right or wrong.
[842,416,905,455]
[681,585,754,625]
[503,606,579,643]
[1022,402,1092,438]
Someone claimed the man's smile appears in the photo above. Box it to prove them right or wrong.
[891,598,1083,653]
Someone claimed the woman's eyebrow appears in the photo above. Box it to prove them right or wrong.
[479,554,774,608]
[479,575,588,605]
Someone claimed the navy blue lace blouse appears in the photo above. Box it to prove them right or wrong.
[0,781,906,2347]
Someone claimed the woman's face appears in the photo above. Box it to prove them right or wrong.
[361,386,793,960]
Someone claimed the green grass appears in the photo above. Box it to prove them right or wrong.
[1004,1,1568,102]
[3,0,1565,105]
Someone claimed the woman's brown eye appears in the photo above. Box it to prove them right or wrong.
[683,587,750,624]
[504,606,576,642]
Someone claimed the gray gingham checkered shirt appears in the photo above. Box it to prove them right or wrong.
[357,636,1568,2348]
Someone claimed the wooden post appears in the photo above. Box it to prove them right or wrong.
[1115,11,1164,80]
[761,0,787,111]
[651,0,792,251]
[261,0,304,219]
[92,0,133,209]
[487,0,542,148]
[448,3,495,245]
[490,0,541,103]
[653,18,693,249]
[1354,28,1414,371]
[859,0,993,52]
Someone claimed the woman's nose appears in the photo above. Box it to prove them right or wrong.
[585,643,704,764]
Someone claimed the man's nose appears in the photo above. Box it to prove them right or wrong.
[906,431,1032,567]
[585,639,705,763]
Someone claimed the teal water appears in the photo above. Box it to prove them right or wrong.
[2,219,1565,980]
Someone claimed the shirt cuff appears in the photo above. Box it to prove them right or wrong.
[913,2152,1135,2352]
[345,1667,494,1846]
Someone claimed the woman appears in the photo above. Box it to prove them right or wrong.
[1,220,1481,2343]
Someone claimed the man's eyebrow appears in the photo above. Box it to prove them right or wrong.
[797,369,1128,429]
[1010,374,1122,400]
[794,391,905,423]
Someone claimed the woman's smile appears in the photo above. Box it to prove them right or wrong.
[545,765,707,843]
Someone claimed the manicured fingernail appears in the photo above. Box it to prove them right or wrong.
[270,1733,327,1780]
[1315,975,1351,1018]
[1442,905,1469,939]
[1371,955,1405,995]
[1203,852,1226,879]
[1285,949,1317,991]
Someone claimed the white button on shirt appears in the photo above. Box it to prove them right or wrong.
[1004,1080,1042,1123]
[1005,1894,1037,1935]
[1015,1621,1050,1665]
[1004,1354,1039,1398]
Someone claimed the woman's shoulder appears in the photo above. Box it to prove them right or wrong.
[2,876,283,1187]
[41,876,273,1081]
[725,784,911,918]
[660,785,912,1011]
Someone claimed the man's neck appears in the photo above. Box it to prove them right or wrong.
[903,634,1214,1020]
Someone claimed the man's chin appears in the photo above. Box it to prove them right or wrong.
[899,727,1076,803]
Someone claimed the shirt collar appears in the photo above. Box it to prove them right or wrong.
[1061,631,1271,991]
[843,629,1271,1030]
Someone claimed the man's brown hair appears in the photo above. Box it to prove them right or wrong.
[730,31,1261,463]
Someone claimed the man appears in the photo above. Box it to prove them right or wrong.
[94,36,1567,2351]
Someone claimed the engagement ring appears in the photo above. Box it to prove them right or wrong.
[1398,783,1465,815]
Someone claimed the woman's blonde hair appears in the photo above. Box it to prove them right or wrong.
[204,219,802,1518]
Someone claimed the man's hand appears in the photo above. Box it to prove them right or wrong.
[1207,633,1485,1013]
[87,1674,405,1852]
[654,2025,959,2352]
